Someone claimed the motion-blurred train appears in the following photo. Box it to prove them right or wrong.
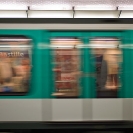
[0,22,133,122]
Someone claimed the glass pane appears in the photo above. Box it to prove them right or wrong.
[90,37,122,98]
[0,36,32,94]
[51,38,82,98]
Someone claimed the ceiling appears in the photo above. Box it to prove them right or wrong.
[0,0,133,8]
[0,0,132,6]
[0,0,133,18]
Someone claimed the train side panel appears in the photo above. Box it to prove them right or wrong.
[42,30,131,122]
[0,30,45,121]
[0,29,133,122]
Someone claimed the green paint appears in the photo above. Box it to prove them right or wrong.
[0,30,132,99]
[122,30,133,98]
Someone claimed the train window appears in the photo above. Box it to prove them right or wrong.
[0,36,32,95]
[90,38,122,98]
[51,38,82,98]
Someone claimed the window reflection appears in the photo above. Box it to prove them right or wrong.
[90,38,122,98]
[104,48,122,90]
[51,38,81,98]
[0,37,31,94]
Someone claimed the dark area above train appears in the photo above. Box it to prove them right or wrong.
[0,18,133,23]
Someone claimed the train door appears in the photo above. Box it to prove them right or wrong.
[47,31,84,99]
[121,30,133,121]
[42,31,86,121]
[88,31,125,121]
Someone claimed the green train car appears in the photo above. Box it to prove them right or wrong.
[0,22,133,122]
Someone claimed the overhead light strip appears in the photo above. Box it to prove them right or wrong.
[76,44,118,48]
[118,6,133,10]
[0,5,28,10]
[0,45,32,48]
[74,5,117,10]
[38,44,133,49]
[30,5,72,10]
[0,5,132,11]
[0,39,32,41]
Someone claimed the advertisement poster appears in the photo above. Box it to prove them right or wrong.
[0,37,31,94]
[51,38,81,97]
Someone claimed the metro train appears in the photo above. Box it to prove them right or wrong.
[0,22,133,123]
